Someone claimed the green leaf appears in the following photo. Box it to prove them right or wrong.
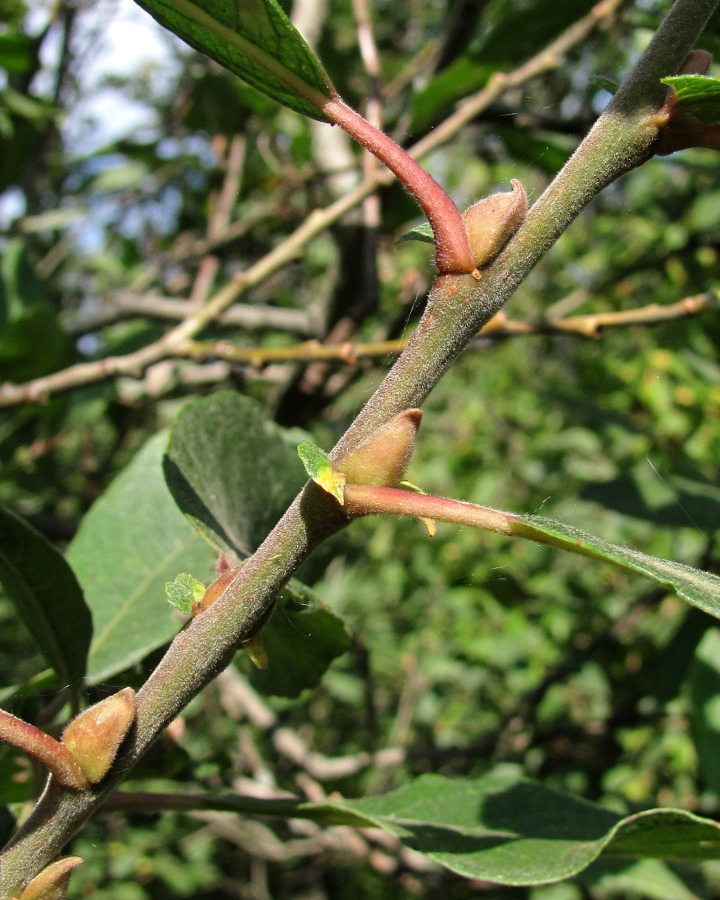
[0,503,91,692]
[397,222,434,245]
[588,75,619,94]
[314,773,720,879]
[68,432,216,684]
[688,627,720,794]
[242,581,349,698]
[661,74,720,123]
[511,514,720,619]
[0,744,34,805]
[165,573,206,615]
[163,392,307,557]
[170,769,720,883]
[132,0,333,120]
[297,441,345,503]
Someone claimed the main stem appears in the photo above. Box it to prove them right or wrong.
[2,0,717,893]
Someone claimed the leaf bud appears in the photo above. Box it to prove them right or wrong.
[192,565,243,616]
[16,857,83,900]
[61,688,136,785]
[462,179,527,268]
[339,409,422,487]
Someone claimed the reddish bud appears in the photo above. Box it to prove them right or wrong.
[339,409,421,488]
[17,857,83,900]
[192,565,243,617]
[61,688,135,784]
[462,179,527,268]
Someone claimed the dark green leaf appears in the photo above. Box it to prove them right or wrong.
[588,75,619,94]
[132,0,333,120]
[311,772,720,879]
[163,392,306,557]
[411,0,596,130]
[170,770,720,883]
[242,582,349,698]
[688,627,720,794]
[68,432,216,684]
[0,745,33,805]
[0,503,91,692]
[662,74,720,123]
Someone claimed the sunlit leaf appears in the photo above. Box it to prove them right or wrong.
[297,441,345,503]
[133,0,333,120]
[662,74,720,123]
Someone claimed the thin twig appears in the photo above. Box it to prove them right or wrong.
[174,292,720,367]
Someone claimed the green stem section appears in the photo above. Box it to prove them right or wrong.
[2,0,718,893]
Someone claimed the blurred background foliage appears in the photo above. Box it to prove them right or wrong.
[1,0,720,896]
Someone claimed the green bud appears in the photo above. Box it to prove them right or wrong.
[340,409,422,487]
[61,688,136,784]
[462,179,527,268]
[17,857,83,900]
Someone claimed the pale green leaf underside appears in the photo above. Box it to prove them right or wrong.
[661,74,720,123]
[133,0,333,120]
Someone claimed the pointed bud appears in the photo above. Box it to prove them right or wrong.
[462,179,527,268]
[192,565,243,616]
[17,857,83,900]
[61,688,135,785]
[242,634,269,669]
[339,409,421,487]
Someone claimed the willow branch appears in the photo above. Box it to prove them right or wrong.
[174,291,718,367]
[2,0,715,892]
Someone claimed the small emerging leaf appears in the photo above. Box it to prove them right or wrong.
[399,481,436,536]
[397,222,434,245]
[165,573,206,614]
[661,74,720,123]
[242,634,268,669]
[588,75,619,94]
[18,857,83,900]
[298,441,345,503]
